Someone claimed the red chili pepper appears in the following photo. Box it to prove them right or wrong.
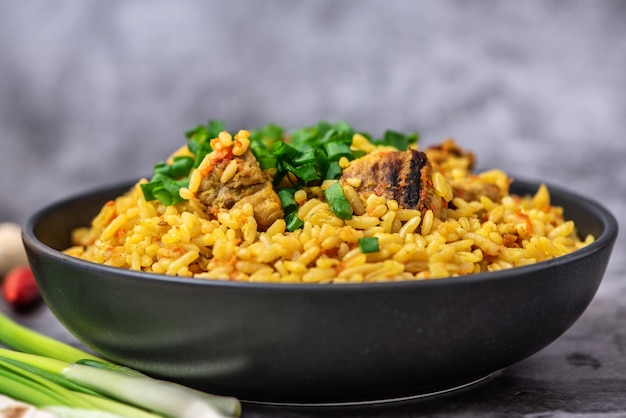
[2,265,41,310]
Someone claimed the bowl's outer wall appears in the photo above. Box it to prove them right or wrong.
[23,180,617,403]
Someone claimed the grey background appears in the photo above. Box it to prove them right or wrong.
[1,1,625,416]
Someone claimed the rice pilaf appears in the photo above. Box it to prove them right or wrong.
[65,123,594,283]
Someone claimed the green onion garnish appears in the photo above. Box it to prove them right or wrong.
[277,188,298,215]
[358,237,380,253]
[140,119,420,234]
[323,182,353,220]
[142,119,225,205]
[372,130,419,151]
[285,212,304,232]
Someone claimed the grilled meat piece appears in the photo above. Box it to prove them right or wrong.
[196,148,283,230]
[340,149,447,217]
[424,138,476,173]
[424,139,506,203]
[449,176,504,203]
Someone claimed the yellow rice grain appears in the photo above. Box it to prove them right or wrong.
[432,171,454,202]
[338,156,350,169]
[218,131,233,147]
[220,159,238,183]
[303,267,336,283]
[420,210,434,235]
[342,183,366,215]
[232,130,251,156]
[346,215,380,230]
[166,250,200,276]
[101,213,129,241]
[548,220,575,240]
[395,209,422,222]
[398,216,422,238]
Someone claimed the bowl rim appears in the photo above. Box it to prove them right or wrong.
[22,177,619,292]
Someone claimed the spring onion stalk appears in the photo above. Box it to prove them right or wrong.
[61,363,235,418]
[0,368,75,408]
[0,355,162,418]
[76,359,241,416]
[82,358,240,416]
[0,312,242,417]
[0,312,101,363]
[0,354,161,417]
[0,352,99,395]
[0,348,70,376]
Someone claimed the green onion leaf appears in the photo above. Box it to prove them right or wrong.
[0,313,101,364]
[277,188,298,215]
[0,355,99,397]
[325,161,343,180]
[324,141,352,161]
[293,147,316,166]
[169,156,195,178]
[285,212,304,232]
[253,150,278,170]
[249,123,284,146]
[373,130,419,151]
[290,163,321,184]
[358,237,380,253]
[324,182,352,220]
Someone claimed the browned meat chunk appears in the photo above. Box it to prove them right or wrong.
[340,149,447,217]
[424,138,476,173]
[449,176,504,203]
[196,148,283,230]
[424,139,506,203]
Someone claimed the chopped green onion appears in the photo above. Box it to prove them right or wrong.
[140,177,189,206]
[324,141,352,161]
[141,119,420,213]
[324,182,352,220]
[277,188,298,215]
[293,147,316,166]
[143,120,227,205]
[372,130,419,151]
[278,189,305,232]
[268,141,300,160]
[285,212,304,232]
[325,161,343,180]
[168,156,195,178]
[249,123,284,146]
[358,237,380,253]
[287,162,321,184]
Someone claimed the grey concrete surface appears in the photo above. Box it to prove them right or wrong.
[1,1,624,416]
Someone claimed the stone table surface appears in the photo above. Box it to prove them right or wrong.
[1,1,625,416]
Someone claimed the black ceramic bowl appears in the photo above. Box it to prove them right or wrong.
[22,179,617,404]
